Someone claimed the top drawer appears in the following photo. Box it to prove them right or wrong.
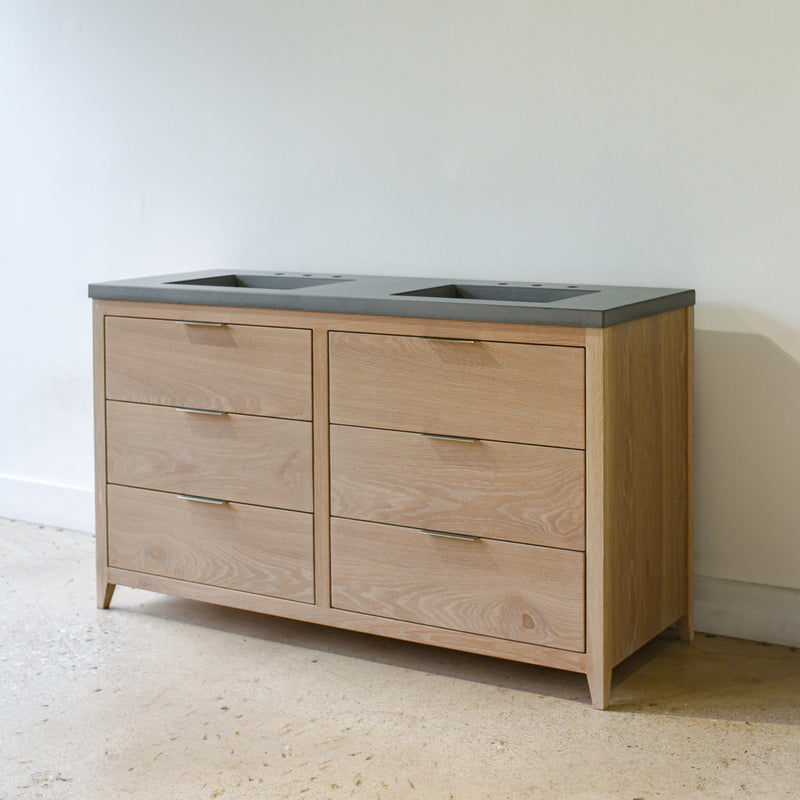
[329,332,585,449]
[105,316,312,419]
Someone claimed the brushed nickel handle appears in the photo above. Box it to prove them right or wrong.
[176,320,225,327]
[421,336,477,343]
[419,433,479,443]
[420,529,478,542]
[178,494,227,505]
[176,407,226,415]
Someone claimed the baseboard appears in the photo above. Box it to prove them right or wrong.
[0,474,93,533]
[695,574,800,648]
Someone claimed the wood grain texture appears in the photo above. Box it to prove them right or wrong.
[105,566,587,673]
[93,302,115,608]
[331,424,585,550]
[603,309,691,666]
[329,332,585,448]
[678,306,696,642]
[106,401,312,511]
[107,485,314,602]
[96,299,586,347]
[93,297,694,709]
[312,325,332,608]
[105,316,312,419]
[331,517,585,652]
[584,326,610,709]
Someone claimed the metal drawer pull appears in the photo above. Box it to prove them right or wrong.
[176,320,225,327]
[420,433,479,443]
[420,529,478,542]
[176,407,226,415]
[178,494,227,505]
[421,336,477,344]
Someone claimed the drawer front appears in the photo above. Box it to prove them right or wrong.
[106,401,313,511]
[105,316,312,419]
[331,518,585,651]
[331,425,585,550]
[107,485,314,602]
[328,332,585,449]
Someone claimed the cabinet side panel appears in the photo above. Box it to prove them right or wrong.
[683,307,695,638]
[93,301,113,607]
[584,327,610,708]
[605,309,691,665]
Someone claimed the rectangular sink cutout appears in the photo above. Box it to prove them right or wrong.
[168,274,352,290]
[394,284,599,303]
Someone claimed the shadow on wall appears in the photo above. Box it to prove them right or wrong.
[694,322,800,594]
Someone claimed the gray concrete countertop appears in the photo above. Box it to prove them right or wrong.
[88,270,695,327]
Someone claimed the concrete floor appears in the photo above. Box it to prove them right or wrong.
[1,518,799,800]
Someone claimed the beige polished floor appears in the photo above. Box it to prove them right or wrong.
[1,517,798,800]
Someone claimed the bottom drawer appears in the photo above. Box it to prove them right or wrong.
[330,518,585,651]
[107,485,314,603]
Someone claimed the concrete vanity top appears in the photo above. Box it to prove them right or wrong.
[88,270,695,327]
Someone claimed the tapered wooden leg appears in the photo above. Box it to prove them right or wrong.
[587,666,612,710]
[677,612,694,642]
[98,582,116,609]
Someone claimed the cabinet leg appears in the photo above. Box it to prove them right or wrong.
[587,667,612,710]
[677,612,694,642]
[98,582,116,609]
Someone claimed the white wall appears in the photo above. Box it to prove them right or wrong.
[2,1,798,645]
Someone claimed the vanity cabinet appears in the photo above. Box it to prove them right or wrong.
[93,298,693,709]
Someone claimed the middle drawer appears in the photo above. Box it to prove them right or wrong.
[106,401,313,511]
[331,425,585,550]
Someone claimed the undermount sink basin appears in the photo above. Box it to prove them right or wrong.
[168,274,351,290]
[393,284,599,303]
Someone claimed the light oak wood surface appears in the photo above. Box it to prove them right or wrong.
[583,309,693,706]
[330,517,585,652]
[602,308,691,667]
[679,306,696,642]
[331,424,585,550]
[329,332,585,449]
[107,485,314,602]
[105,316,312,419]
[96,298,586,347]
[105,565,588,673]
[93,304,114,608]
[584,326,611,709]
[311,326,332,608]
[93,297,694,710]
[106,401,313,511]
